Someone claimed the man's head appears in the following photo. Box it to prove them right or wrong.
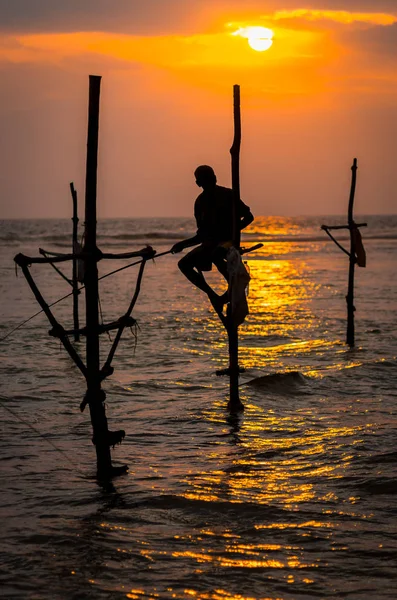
[194,165,217,189]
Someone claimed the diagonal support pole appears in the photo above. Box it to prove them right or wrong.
[101,259,147,378]
[19,264,87,377]
[38,249,73,285]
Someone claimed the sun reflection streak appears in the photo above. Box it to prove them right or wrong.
[116,217,379,600]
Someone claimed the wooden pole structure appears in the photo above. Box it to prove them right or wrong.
[227,84,243,412]
[70,182,80,342]
[14,75,158,478]
[321,158,366,348]
[83,75,114,478]
[346,158,358,347]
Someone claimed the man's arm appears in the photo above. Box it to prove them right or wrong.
[239,200,254,231]
[171,234,201,254]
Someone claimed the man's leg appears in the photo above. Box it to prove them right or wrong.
[178,247,224,314]
[213,250,229,306]
[213,257,228,281]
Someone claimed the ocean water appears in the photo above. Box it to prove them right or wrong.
[0,215,396,600]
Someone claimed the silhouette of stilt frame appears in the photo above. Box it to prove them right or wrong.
[213,85,262,411]
[228,84,243,411]
[321,158,367,347]
[14,75,155,478]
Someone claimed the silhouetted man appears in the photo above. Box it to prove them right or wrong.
[171,165,254,315]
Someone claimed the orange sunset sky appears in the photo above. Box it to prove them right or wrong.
[0,0,396,218]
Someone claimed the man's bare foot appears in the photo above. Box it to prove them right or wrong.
[209,292,224,316]
[209,290,231,318]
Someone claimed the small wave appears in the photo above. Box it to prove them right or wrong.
[135,494,286,518]
[40,234,72,243]
[0,233,22,243]
[370,359,397,370]
[105,231,186,241]
[356,477,397,495]
[360,451,397,465]
[245,370,309,393]
[2,231,397,245]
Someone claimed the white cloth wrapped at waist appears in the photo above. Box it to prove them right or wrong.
[226,246,250,327]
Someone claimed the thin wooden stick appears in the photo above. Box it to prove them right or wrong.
[228,84,243,412]
[39,249,73,285]
[14,247,154,264]
[102,259,147,378]
[15,253,75,265]
[322,229,351,257]
[346,158,358,347]
[70,182,80,342]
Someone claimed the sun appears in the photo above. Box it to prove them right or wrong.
[232,26,274,52]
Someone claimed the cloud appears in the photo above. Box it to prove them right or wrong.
[0,0,207,34]
[271,9,397,26]
[1,3,396,101]
[1,1,397,35]
[0,27,338,104]
[347,21,397,53]
[1,1,396,218]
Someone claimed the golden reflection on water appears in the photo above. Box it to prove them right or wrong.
[200,236,332,374]
[177,591,280,600]
[127,218,374,600]
[181,396,370,508]
[246,216,302,238]
[166,413,368,596]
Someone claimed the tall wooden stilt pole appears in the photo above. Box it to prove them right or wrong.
[228,84,243,412]
[83,75,113,477]
[346,158,358,347]
[321,158,366,347]
[70,182,80,342]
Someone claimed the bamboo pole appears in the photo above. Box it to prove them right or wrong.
[321,159,366,346]
[346,158,358,347]
[83,75,115,478]
[70,182,80,342]
[227,84,243,412]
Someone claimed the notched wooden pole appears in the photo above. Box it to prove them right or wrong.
[346,158,358,347]
[83,75,126,478]
[227,84,244,412]
[13,75,157,480]
[70,182,80,342]
[321,158,367,348]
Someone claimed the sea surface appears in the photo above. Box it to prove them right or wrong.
[0,215,396,600]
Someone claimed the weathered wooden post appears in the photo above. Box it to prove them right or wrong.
[227,84,243,412]
[14,74,155,479]
[215,87,262,403]
[70,182,80,342]
[346,158,358,346]
[83,75,117,478]
[321,158,367,347]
